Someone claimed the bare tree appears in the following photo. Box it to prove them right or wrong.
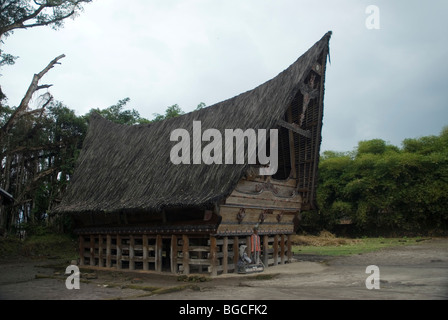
[0,53,65,140]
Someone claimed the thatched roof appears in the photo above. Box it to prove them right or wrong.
[55,32,331,215]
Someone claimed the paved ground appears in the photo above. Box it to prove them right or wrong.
[0,238,447,300]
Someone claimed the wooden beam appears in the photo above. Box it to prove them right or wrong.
[79,235,84,266]
[89,236,95,266]
[263,235,269,267]
[116,234,122,270]
[273,235,279,266]
[222,237,228,274]
[210,236,218,276]
[98,235,103,267]
[280,234,286,265]
[287,234,292,262]
[106,235,111,268]
[129,235,135,270]
[182,235,190,275]
[171,235,177,274]
[277,119,311,138]
[233,236,239,269]
[155,235,162,272]
[142,235,148,271]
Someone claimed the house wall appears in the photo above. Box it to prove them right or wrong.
[76,176,301,275]
[216,176,301,236]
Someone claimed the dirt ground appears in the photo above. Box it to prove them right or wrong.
[0,238,447,300]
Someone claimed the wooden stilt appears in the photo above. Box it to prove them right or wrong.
[210,236,218,276]
[222,236,228,274]
[287,234,292,262]
[79,235,84,266]
[129,235,135,270]
[182,235,190,275]
[155,234,162,272]
[142,234,148,271]
[280,234,285,264]
[263,235,268,267]
[89,235,95,266]
[233,236,239,271]
[171,235,177,274]
[98,235,103,267]
[116,234,122,270]
[273,235,279,265]
[106,234,111,268]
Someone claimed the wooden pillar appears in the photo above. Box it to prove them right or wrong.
[106,235,111,268]
[287,234,292,262]
[171,235,178,274]
[280,234,286,264]
[79,235,84,266]
[263,235,269,267]
[182,235,190,275]
[233,236,239,271]
[89,235,95,266]
[210,236,218,276]
[273,235,279,266]
[222,236,228,274]
[116,234,122,270]
[98,235,103,267]
[142,235,148,271]
[155,234,162,272]
[129,235,135,270]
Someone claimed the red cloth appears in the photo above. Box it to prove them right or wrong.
[250,234,261,252]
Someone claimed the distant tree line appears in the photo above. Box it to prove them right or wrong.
[302,130,448,236]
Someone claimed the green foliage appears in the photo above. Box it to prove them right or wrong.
[315,128,448,234]
[0,0,92,39]
[152,104,184,122]
[87,98,150,125]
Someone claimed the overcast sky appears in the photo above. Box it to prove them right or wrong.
[1,0,447,152]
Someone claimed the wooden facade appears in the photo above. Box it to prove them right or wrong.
[75,176,299,275]
[56,32,331,275]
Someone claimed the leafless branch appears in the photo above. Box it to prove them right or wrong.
[0,54,65,140]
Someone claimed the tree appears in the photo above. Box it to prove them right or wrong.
[0,0,92,39]
[87,98,150,125]
[315,129,448,235]
[0,0,92,67]
[152,104,184,122]
[0,0,92,235]
[0,54,66,140]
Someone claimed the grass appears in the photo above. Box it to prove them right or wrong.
[0,232,78,260]
[291,231,431,256]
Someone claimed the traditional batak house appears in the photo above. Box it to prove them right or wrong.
[54,32,332,275]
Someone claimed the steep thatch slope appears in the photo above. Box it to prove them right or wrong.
[55,32,331,215]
